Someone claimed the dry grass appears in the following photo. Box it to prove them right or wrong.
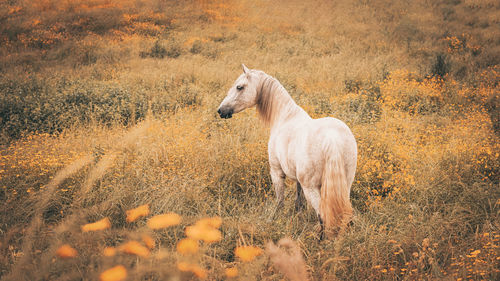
[0,0,499,280]
[266,238,309,281]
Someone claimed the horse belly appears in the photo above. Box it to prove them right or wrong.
[294,140,324,188]
[269,130,301,181]
[280,131,314,182]
[275,145,298,181]
[281,162,297,181]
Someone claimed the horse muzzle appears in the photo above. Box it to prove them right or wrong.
[217,108,233,119]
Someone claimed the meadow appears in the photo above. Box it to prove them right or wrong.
[0,0,499,280]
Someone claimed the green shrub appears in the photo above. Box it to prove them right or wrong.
[0,75,203,142]
[140,40,182,59]
[431,54,450,78]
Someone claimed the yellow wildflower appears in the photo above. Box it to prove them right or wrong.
[100,265,127,281]
[177,238,199,255]
[195,217,222,229]
[185,225,221,243]
[103,247,116,257]
[141,234,155,249]
[81,218,111,232]
[225,267,238,278]
[126,204,149,222]
[121,241,150,257]
[56,244,77,258]
[470,249,481,256]
[147,213,181,229]
[177,262,207,279]
[234,245,262,262]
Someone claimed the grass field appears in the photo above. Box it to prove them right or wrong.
[0,0,499,280]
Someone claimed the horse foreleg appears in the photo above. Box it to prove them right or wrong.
[295,182,306,212]
[270,168,285,205]
[268,168,285,220]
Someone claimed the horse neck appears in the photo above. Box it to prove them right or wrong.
[256,73,308,130]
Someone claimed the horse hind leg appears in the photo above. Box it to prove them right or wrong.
[301,186,323,239]
[318,215,325,241]
[295,182,306,212]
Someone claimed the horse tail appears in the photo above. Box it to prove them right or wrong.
[320,145,353,234]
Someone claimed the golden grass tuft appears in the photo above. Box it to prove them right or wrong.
[266,238,308,281]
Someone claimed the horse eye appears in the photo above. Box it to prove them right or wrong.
[236,85,244,91]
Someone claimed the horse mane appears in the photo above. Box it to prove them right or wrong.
[256,73,302,125]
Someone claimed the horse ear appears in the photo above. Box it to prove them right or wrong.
[242,64,249,74]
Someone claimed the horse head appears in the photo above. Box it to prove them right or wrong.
[217,64,260,119]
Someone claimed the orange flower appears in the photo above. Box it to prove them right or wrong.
[184,216,222,243]
[470,249,481,255]
[234,245,262,262]
[100,265,127,281]
[195,217,222,229]
[126,204,149,222]
[81,218,111,232]
[103,247,116,257]
[190,265,207,279]
[177,262,206,279]
[225,267,238,278]
[56,244,77,258]
[201,227,221,243]
[177,238,199,254]
[177,261,191,271]
[121,241,150,257]
[147,213,181,229]
[142,234,155,249]
[185,226,203,240]
[185,225,221,243]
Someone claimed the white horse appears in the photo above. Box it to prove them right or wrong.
[217,64,357,238]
